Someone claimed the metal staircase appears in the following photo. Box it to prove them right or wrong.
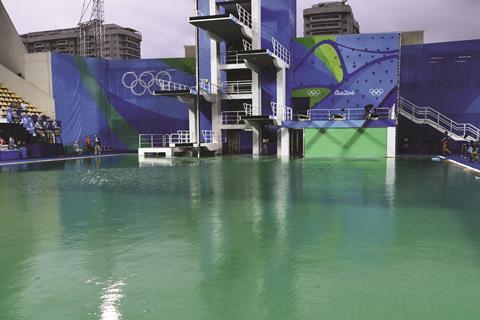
[398,97,480,141]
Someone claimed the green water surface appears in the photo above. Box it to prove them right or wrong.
[0,156,479,320]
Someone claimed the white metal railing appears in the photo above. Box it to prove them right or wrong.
[156,79,193,93]
[139,134,170,148]
[222,80,253,94]
[307,108,391,121]
[243,102,260,116]
[169,131,193,146]
[221,111,247,125]
[139,131,195,149]
[236,4,252,29]
[272,38,291,67]
[243,39,253,51]
[202,130,218,144]
[399,97,480,140]
[271,102,293,122]
[224,51,244,64]
[191,78,218,95]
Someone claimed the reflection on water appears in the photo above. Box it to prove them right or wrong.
[100,279,125,320]
[0,156,480,320]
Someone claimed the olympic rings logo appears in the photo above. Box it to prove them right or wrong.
[122,71,172,96]
[369,88,384,97]
[307,90,324,97]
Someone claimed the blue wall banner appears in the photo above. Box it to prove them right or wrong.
[291,33,400,115]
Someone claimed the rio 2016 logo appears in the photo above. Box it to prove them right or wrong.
[334,90,356,96]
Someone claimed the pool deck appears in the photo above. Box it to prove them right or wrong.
[0,153,131,166]
[443,154,480,174]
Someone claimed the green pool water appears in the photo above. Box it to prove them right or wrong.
[1,156,479,320]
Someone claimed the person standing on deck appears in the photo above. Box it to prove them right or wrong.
[94,135,102,156]
[441,132,452,156]
[84,136,92,154]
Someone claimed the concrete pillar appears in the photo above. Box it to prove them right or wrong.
[276,67,286,108]
[277,128,290,158]
[189,103,196,138]
[252,127,261,156]
[387,126,397,158]
[251,0,261,49]
[276,65,287,157]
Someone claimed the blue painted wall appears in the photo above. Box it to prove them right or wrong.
[400,39,480,127]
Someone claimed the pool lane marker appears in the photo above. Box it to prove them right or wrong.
[0,154,129,167]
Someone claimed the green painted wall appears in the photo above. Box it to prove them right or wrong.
[304,128,388,158]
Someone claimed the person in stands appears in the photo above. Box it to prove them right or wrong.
[94,135,102,156]
[8,137,16,150]
[6,106,14,123]
[0,137,5,145]
[84,135,92,154]
[73,141,83,156]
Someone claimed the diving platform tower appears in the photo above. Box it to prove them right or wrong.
[189,0,296,157]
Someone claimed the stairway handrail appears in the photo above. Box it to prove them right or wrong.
[399,96,480,140]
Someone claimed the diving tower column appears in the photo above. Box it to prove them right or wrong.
[276,64,290,158]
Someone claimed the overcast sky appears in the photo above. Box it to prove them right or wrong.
[3,0,480,58]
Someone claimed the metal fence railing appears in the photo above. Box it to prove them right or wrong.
[202,130,218,144]
[271,102,293,121]
[139,131,194,149]
[222,80,253,94]
[272,37,291,67]
[139,134,170,148]
[307,107,391,121]
[399,97,480,140]
[236,4,253,29]
[221,111,247,125]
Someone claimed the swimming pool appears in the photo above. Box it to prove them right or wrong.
[0,156,479,319]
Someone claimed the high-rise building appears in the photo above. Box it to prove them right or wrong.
[304,1,360,36]
[20,24,142,59]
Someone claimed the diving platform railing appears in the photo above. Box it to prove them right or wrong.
[236,4,253,30]
[398,97,480,141]
[272,38,291,68]
[271,102,293,122]
[221,111,247,125]
[222,80,253,95]
[307,107,392,121]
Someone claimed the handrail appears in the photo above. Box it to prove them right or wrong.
[236,4,252,29]
[307,107,391,121]
[191,78,218,95]
[221,111,246,125]
[222,80,253,94]
[139,134,170,148]
[243,102,260,116]
[242,39,253,51]
[223,51,245,65]
[271,102,293,121]
[398,97,480,140]
[272,38,291,67]
[202,130,218,144]
[156,79,192,93]
[139,131,194,149]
